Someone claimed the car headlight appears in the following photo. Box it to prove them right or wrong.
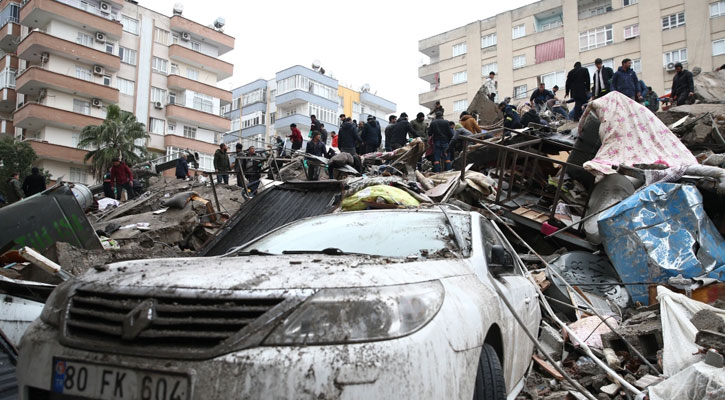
[39,280,77,327]
[263,280,444,345]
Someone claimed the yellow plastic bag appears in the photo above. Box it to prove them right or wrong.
[341,185,420,211]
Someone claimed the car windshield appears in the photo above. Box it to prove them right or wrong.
[239,211,471,259]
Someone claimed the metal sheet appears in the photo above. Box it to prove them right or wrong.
[198,181,343,256]
[598,183,725,304]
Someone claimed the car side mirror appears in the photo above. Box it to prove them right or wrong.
[490,245,514,276]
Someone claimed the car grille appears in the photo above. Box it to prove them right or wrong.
[62,288,285,356]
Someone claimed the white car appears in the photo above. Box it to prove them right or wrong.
[17,209,541,400]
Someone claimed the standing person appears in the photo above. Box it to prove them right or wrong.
[22,167,45,197]
[428,111,452,172]
[288,123,303,152]
[361,115,382,154]
[110,158,135,200]
[384,115,397,151]
[459,111,482,134]
[645,87,660,113]
[529,83,555,112]
[330,131,338,148]
[5,172,23,204]
[428,101,444,116]
[611,58,642,101]
[305,132,326,181]
[274,136,285,157]
[175,154,189,180]
[242,146,262,194]
[565,61,591,121]
[410,112,429,142]
[310,115,323,137]
[484,71,498,102]
[233,143,245,185]
[389,112,418,150]
[671,62,694,106]
[102,169,115,198]
[356,120,366,155]
[213,143,231,184]
[337,117,362,155]
[591,58,614,99]
[319,123,328,145]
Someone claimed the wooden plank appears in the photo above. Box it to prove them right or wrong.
[532,354,564,381]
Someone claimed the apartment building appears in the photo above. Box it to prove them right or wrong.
[419,0,723,121]
[223,65,396,147]
[6,0,234,183]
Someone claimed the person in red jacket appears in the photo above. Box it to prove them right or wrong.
[110,158,135,201]
[331,131,338,148]
[288,123,303,151]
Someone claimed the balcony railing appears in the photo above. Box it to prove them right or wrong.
[0,67,16,89]
[56,0,116,21]
[0,3,19,27]
[167,94,225,117]
[578,5,612,19]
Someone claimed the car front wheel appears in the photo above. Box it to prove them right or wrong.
[472,344,506,400]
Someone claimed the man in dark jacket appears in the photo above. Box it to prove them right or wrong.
[319,123,328,145]
[671,63,694,106]
[428,111,452,172]
[529,83,555,112]
[565,62,591,121]
[611,58,641,101]
[410,112,428,141]
[384,115,397,151]
[337,117,362,155]
[591,58,614,98]
[242,146,262,194]
[175,154,189,180]
[103,170,114,198]
[305,132,326,181]
[390,112,419,150]
[361,115,382,154]
[213,143,231,184]
[111,158,135,200]
[499,103,522,129]
[310,115,323,137]
[6,172,23,203]
[22,167,45,196]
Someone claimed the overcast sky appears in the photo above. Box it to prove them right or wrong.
[145,0,539,115]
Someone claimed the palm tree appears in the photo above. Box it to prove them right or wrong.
[78,104,149,181]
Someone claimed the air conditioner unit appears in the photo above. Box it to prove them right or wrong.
[99,1,110,12]
[154,101,163,109]
[38,88,47,100]
[92,98,102,108]
[666,62,676,71]
[40,52,49,63]
[95,32,106,42]
[93,65,105,75]
[181,32,190,41]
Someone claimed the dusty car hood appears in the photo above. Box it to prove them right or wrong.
[80,255,472,290]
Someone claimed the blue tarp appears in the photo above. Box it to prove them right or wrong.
[598,183,725,304]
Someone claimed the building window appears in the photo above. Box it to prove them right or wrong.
[151,87,166,103]
[154,27,169,45]
[232,96,241,110]
[623,0,637,6]
[76,32,93,47]
[187,67,199,80]
[580,4,612,19]
[540,71,566,90]
[512,24,526,39]
[170,63,179,75]
[585,58,614,76]
[168,123,175,133]
[152,57,168,74]
[452,42,467,57]
[121,15,139,34]
[149,118,164,134]
[308,104,336,125]
[714,39,725,56]
[712,1,725,17]
[579,25,613,51]
[481,33,497,48]
[623,24,639,39]
[73,99,90,115]
[119,47,137,65]
[75,65,92,81]
[103,74,112,86]
[482,62,498,76]
[183,126,197,139]
[231,118,240,131]
[452,71,467,84]
[662,12,685,30]
[69,167,87,184]
[105,42,114,53]
[514,85,527,99]
[513,55,526,69]
[632,59,642,73]
[453,99,467,112]
[117,77,135,96]
[192,92,214,113]
[190,41,201,52]
[663,48,687,67]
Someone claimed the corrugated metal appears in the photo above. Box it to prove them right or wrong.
[199,181,343,256]
[535,38,565,64]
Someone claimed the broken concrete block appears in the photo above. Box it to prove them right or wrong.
[695,329,725,354]
[599,383,619,396]
[633,374,663,390]
[690,309,725,333]
[538,321,564,360]
[601,312,663,361]
[705,349,724,368]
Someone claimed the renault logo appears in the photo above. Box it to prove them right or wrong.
[122,299,156,340]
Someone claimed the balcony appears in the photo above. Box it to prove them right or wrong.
[578,0,612,20]
[0,65,16,113]
[27,139,87,164]
[0,20,19,53]
[168,44,233,80]
[167,74,231,104]
[0,86,16,113]
[273,114,310,135]
[18,30,120,71]
[14,103,103,131]
[163,134,218,155]
[0,119,13,138]
[20,0,123,40]
[169,15,234,56]
[17,66,119,103]
[275,89,337,110]
[166,103,230,132]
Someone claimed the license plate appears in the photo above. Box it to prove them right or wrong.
[51,358,190,400]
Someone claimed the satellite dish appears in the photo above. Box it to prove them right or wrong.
[214,17,225,29]
[311,60,321,71]
[361,83,370,93]
[173,3,183,15]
